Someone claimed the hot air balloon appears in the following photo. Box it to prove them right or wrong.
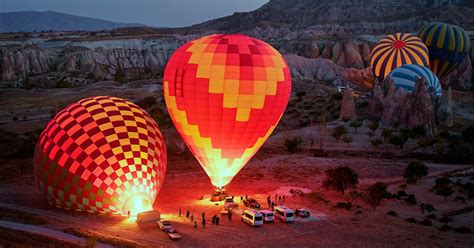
[387,64,442,96]
[163,34,291,191]
[418,22,471,81]
[34,96,167,215]
[370,33,430,82]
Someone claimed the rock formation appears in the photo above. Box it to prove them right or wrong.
[368,83,385,117]
[339,85,357,120]
[436,86,454,128]
[404,77,437,135]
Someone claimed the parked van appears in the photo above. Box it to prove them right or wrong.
[136,210,161,223]
[274,206,294,223]
[224,196,235,209]
[241,209,264,227]
[259,210,274,222]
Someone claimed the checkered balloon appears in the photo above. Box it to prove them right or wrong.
[34,96,167,214]
[164,34,291,188]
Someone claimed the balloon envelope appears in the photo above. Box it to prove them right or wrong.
[370,33,430,82]
[34,96,167,214]
[163,34,291,188]
[418,22,470,80]
[388,64,442,96]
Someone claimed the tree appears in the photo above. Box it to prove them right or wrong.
[368,120,379,133]
[284,136,303,153]
[349,119,363,133]
[371,138,382,148]
[323,166,359,195]
[381,128,393,143]
[365,182,388,211]
[342,135,353,147]
[330,125,347,142]
[404,160,428,183]
[432,177,454,201]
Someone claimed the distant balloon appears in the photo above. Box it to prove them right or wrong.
[387,64,442,96]
[34,96,167,215]
[370,33,430,82]
[418,22,471,80]
[163,34,291,189]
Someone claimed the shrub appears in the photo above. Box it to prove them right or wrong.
[432,177,454,201]
[387,210,398,217]
[330,125,347,142]
[371,138,382,148]
[284,136,303,153]
[439,216,452,223]
[419,219,432,226]
[342,135,353,146]
[403,160,428,183]
[454,226,471,233]
[444,139,474,164]
[365,182,388,210]
[368,121,379,132]
[404,194,417,205]
[426,214,436,219]
[323,166,359,195]
[335,202,352,211]
[411,126,427,137]
[423,203,436,213]
[405,218,417,224]
[461,125,474,143]
[389,135,406,149]
[397,190,408,197]
[439,224,453,232]
[349,119,363,133]
[381,128,393,142]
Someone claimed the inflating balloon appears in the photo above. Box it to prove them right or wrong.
[387,64,442,96]
[163,34,291,189]
[34,96,167,215]
[418,22,470,81]
[370,33,430,82]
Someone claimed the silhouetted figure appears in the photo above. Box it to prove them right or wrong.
[271,201,275,210]
[240,196,243,201]
[202,218,206,229]
[127,210,131,218]
[228,211,232,221]
[179,208,181,217]
[212,215,216,224]
[202,212,205,220]
[194,221,197,228]
[295,208,299,218]
[186,210,190,218]
[267,195,271,208]
[245,195,248,200]
[190,214,194,222]
[216,216,220,225]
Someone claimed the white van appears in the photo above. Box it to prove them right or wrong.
[241,209,264,227]
[136,210,161,223]
[274,206,294,223]
[259,210,274,222]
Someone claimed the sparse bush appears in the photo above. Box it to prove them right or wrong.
[387,210,398,217]
[439,224,453,232]
[404,194,417,205]
[323,166,359,195]
[416,137,436,147]
[421,203,436,213]
[405,218,417,224]
[397,190,408,197]
[389,134,406,149]
[426,214,436,219]
[454,226,471,233]
[342,135,353,146]
[342,117,351,123]
[335,202,352,211]
[371,138,382,148]
[368,121,379,132]
[381,128,392,142]
[284,136,303,153]
[411,126,427,138]
[330,125,347,142]
[419,219,432,226]
[404,160,428,183]
[349,119,363,133]
[365,182,388,210]
[439,216,452,223]
[432,177,454,201]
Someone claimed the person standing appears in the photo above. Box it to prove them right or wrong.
[190,214,194,222]
[212,215,216,225]
[202,212,205,220]
[267,195,271,208]
[202,217,206,229]
[228,211,232,221]
[186,210,190,219]
[271,201,275,210]
[194,220,197,229]
[179,208,182,218]
[216,216,220,225]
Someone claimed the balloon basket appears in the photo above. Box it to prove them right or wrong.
[210,187,227,202]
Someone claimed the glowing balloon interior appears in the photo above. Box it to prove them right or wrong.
[34,96,167,215]
[370,33,430,82]
[164,34,291,188]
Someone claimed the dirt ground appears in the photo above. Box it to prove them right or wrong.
[0,150,472,247]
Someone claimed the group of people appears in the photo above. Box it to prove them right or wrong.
[267,194,287,210]
[178,208,232,230]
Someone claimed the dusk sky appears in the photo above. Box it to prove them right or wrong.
[0,0,269,27]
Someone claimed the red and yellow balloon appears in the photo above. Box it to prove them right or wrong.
[163,34,291,189]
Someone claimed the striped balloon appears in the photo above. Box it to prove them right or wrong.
[418,22,470,80]
[388,64,442,96]
[370,33,430,82]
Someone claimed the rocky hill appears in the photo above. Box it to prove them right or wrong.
[0,11,144,33]
[191,0,474,38]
